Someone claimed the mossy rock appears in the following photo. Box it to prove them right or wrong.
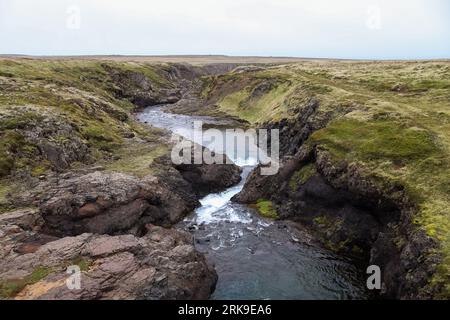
[0,266,52,299]
[289,163,317,191]
[251,199,279,219]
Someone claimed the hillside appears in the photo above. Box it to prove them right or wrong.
[187,60,450,297]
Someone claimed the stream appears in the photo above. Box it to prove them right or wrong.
[137,105,369,300]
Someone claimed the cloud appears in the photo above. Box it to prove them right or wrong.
[0,0,448,58]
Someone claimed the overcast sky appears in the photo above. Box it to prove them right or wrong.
[0,0,449,59]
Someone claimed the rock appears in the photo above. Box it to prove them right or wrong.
[0,106,91,172]
[105,67,182,108]
[38,171,199,236]
[232,95,442,299]
[0,208,43,232]
[173,148,242,197]
[0,226,217,300]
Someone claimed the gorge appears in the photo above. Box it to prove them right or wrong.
[0,57,448,299]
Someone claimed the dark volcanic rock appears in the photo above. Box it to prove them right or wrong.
[174,156,242,197]
[233,95,442,299]
[234,143,441,299]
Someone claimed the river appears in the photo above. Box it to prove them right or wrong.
[137,105,369,299]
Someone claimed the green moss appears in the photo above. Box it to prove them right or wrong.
[0,111,44,130]
[82,123,122,152]
[71,257,91,272]
[0,156,13,177]
[31,161,51,177]
[0,131,26,177]
[313,215,333,227]
[251,199,279,219]
[0,181,12,213]
[0,266,52,299]
[289,163,317,190]
[104,143,168,177]
[310,119,439,162]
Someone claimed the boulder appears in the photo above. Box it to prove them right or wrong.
[0,225,217,300]
[38,171,199,236]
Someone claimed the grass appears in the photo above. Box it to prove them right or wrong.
[309,119,440,163]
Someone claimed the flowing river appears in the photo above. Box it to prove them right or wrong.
[137,106,369,299]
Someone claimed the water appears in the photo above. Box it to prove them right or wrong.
[138,105,369,300]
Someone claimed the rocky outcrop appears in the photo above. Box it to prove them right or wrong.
[104,66,181,108]
[175,162,241,197]
[0,211,216,300]
[232,93,443,299]
[0,106,91,173]
[104,63,240,109]
[172,148,242,197]
[36,172,198,236]
[234,142,441,299]
[0,151,241,299]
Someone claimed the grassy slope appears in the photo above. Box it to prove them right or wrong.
[202,60,450,295]
[0,59,173,210]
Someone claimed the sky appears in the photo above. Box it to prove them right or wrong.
[0,0,449,59]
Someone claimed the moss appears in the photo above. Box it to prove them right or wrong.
[310,119,439,162]
[0,156,13,177]
[0,181,12,213]
[31,161,51,177]
[0,131,26,177]
[0,111,44,130]
[313,215,333,228]
[251,199,279,219]
[71,257,92,272]
[289,163,317,190]
[104,143,168,177]
[0,266,52,299]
